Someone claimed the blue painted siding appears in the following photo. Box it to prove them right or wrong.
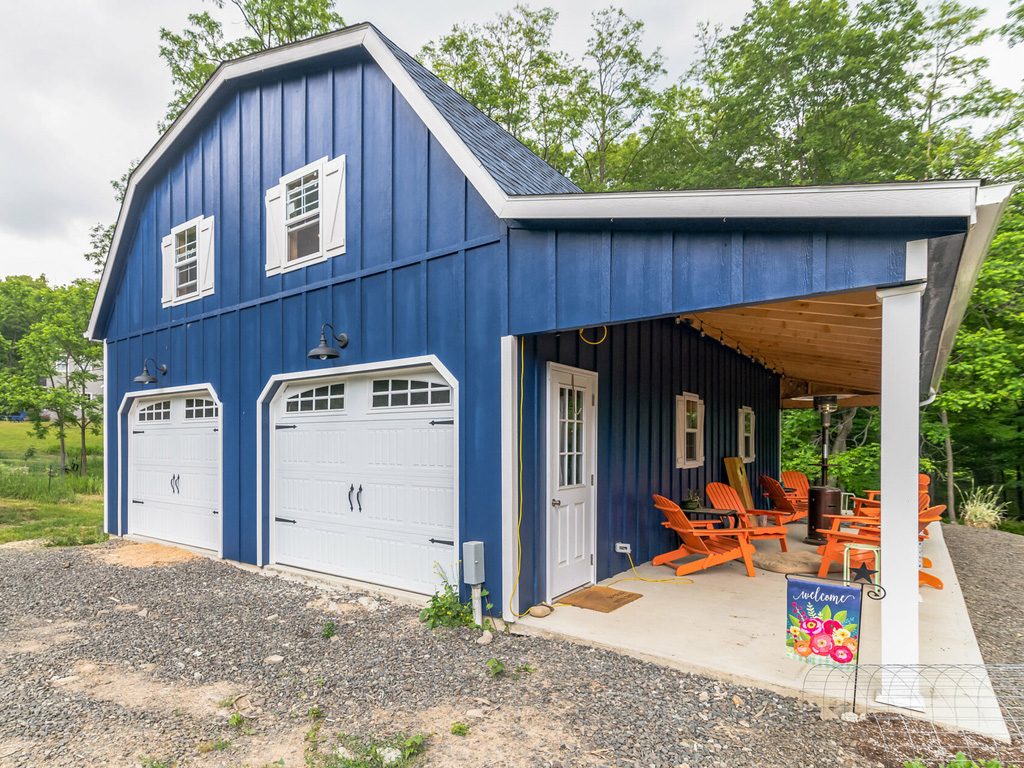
[98,51,941,607]
[515,319,779,607]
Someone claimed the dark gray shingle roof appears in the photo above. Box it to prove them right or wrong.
[375,28,582,197]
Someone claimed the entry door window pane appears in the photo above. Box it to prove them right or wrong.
[558,385,585,489]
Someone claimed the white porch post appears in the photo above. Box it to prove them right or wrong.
[877,282,926,709]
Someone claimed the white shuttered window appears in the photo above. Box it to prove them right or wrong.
[265,155,346,275]
[161,215,215,307]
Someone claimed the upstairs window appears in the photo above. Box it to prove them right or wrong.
[265,155,346,275]
[138,400,171,422]
[372,379,451,408]
[738,406,756,463]
[174,226,198,297]
[675,392,705,469]
[285,171,320,261]
[161,215,214,307]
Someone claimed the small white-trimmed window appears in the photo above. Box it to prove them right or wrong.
[184,398,218,419]
[161,215,215,307]
[138,401,171,422]
[372,379,451,408]
[265,155,346,275]
[285,383,345,413]
[675,392,705,469]
[738,406,756,463]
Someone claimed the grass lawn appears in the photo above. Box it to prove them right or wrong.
[0,496,106,546]
[0,421,106,546]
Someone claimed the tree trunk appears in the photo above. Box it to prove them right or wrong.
[79,421,88,477]
[939,409,957,524]
[57,427,67,474]
[830,408,858,455]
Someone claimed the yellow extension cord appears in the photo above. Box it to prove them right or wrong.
[509,336,693,619]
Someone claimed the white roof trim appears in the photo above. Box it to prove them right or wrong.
[86,21,989,340]
[930,181,1016,391]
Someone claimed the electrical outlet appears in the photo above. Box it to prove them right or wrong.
[614,542,632,554]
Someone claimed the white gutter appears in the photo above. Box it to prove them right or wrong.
[929,182,1016,391]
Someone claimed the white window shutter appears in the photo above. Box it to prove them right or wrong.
[265,183,286,274]
[738,407,745,458]
[750,411,756,461]
[697,400,706,464]
[198,216,215,295]
[322,155,346,257]
[160,234,174,307]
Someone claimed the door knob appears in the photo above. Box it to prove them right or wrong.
[551,498,562,507]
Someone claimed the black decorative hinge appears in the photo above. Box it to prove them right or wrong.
[275,424,298,430]
[429,419,454,426]
[274,517,297,524]
[429,538,454,546]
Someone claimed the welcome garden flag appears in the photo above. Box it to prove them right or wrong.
[786,577,862,665]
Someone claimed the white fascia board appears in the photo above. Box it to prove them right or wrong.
[930,182,1016,392]
[497,180,980,221]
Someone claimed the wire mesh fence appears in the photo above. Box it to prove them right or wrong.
[802,663,1024,765]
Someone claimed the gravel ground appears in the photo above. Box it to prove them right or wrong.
[942,523,1024,664]
[0,540,893,768]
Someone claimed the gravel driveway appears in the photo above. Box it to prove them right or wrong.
[0,539,897,767]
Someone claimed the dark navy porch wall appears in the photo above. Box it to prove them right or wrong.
[515,319,779,608]
[98,48,938,608]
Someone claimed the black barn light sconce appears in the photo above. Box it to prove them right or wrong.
[308,322,349,361]
[133,358,168,385]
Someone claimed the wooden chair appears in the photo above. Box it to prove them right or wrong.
[816,505,946,588]
[756,475,808,525]
[651,495,757,577]
[780,470,810,511]
[706,482,790,551]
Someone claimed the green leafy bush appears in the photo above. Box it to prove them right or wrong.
[418,571,474,630]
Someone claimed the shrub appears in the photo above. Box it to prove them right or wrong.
[418,570,474,630]
[450,722,469,736]
[960,486,1008,529]
[905,753,1003,767]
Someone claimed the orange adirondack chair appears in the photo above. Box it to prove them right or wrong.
[857,473,932,507]
[651,495,757,577]
[706,482,790,551]
[780,470,810,511]
[816,504,946,588]
[756,475,808,525]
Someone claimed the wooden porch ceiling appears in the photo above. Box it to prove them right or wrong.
[680,289,882,408]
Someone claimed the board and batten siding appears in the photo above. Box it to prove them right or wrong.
[100,51,928,603]
[515,320,779,608]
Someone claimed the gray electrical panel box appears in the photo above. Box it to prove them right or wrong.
[462,541,485,585]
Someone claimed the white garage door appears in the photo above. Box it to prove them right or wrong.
[128,394,221,552]
[272,369,456,594]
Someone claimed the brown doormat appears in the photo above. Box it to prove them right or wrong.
[558,585,642,613]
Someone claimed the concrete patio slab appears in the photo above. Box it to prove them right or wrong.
[516,521,1009,741]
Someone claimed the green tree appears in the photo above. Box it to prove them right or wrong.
[569,7,664,190]
[12,282,103,475]
[159,0,345,129]
[420,5,583,175]
[0,276,50,371]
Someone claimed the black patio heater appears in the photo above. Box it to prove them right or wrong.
[805,395,843,545]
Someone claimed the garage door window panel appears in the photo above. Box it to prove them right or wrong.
[371,379,451,408]
[138,401,171,422]
[185,398,218,419]
[285,383,345,413]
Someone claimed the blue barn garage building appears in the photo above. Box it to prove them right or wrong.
[90,23,1011,670]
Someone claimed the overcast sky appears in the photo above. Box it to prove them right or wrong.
[1,0,1021,285]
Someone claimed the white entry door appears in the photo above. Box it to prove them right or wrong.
[272,370,456,594]
[128,394,221,552]
[546,364,597,601]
